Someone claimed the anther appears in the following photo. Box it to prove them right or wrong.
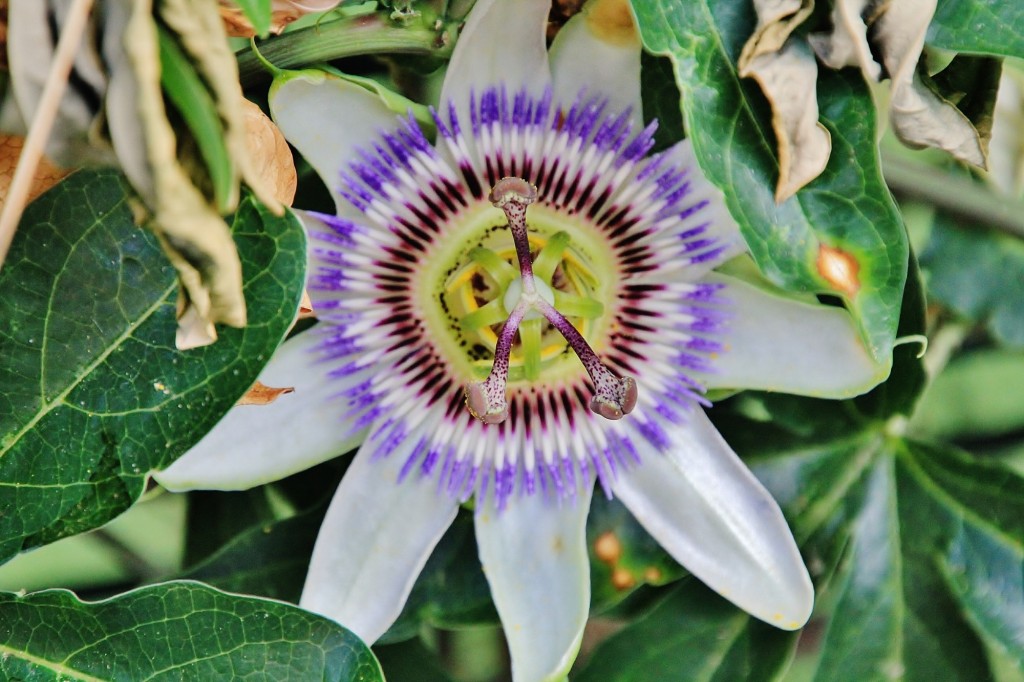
[464,302,527,425]
[489,176,537,207]
[535,297,638,421]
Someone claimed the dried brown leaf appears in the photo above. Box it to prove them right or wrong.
[175,294,219,349]
[241,98,297,206]
[743,39,831,202]
[808,0,880,80]
[0,134,69,205]
[161,0,281,215]
[987,68,1024,196]
[219,0,341,37]
[104,0,248,346]
[875,0,987,168]
[298,288,315,319]
[6,1,115,167]
[237,380,295,405]
[738,0,814,72]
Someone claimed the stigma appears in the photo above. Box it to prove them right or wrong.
[464,177,639,424]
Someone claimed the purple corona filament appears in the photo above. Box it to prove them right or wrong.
[307,85,731,506]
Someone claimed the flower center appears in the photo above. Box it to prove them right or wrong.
[459,177,637,424]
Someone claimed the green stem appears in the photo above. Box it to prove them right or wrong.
[236,12,457,87]
[882,153,1024,240]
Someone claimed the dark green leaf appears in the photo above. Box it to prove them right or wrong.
[375,639,454,682]
[233,0,273,37]
[910,349,1024,440]
[0,581,382,680]
[183,489,276,567]
[631,1,907,364]
[813,439,1024,681]
[929,0,1024,58]
[573,580,798,682]
[179,459,350,602]
[920,207,1024,347]
[0,169,305,564]
[181,502,324,603]
[382,512,497,643]
[640,51,685,153]
[587,494,685,611]
[852,250,928,420]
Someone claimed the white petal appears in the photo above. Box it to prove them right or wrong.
[475,488,593,682]
[613,409,813,630]
[549,0,643,119]
[269,71,397,217]
[300,445,459,643]
[701,272,887,397]
[153,331,368,491]
[439,0,551,113]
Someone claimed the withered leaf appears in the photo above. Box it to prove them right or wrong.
[925,55,1001,162]
[0,134,69,206]
[5,0,287,348]
[241,98,297,207]
[219,0,341,37]
[6,1,114,167]
[742,38,831,202]
[987,67,1024,196]
[877,0,987,168]
[808,0,880,81]
[738,0,814,71]
[298,288,315,319]
[237,380,295,405]
[104,0,248,342]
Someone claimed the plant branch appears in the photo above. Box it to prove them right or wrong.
[237,12,456,87]
[882,153,1024,240]
[0,0,94,270]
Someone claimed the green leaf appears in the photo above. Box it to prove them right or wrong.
[851,250,928,420]
[910,349,1024,440]
[901,441,1024,665]
[178,459,350,604]
[183,489,276,567]
[929,0,1024,58]
[375,639,454,682]
[233,0,273,37]
[158,24,235,213]
[920,208,1024,347]
[0,581,382,680]
[631,1,907,365]
[573,580,798,682]
[640,51,685,153]
[719,395,1024,677]
[181,502,323,603]
[587,494,685,611]
[0,169,305,564]
[382,512,497,643]
[812,440,1024,681]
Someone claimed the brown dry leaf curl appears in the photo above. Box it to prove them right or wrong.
[241,98,297,206]
[810,0,987,168]
[739,0,814,67]
[742,39,831,202]
[0,134,69,207]
[237,380,295,406]
[739,0,828,202]
[219,0,341,37]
